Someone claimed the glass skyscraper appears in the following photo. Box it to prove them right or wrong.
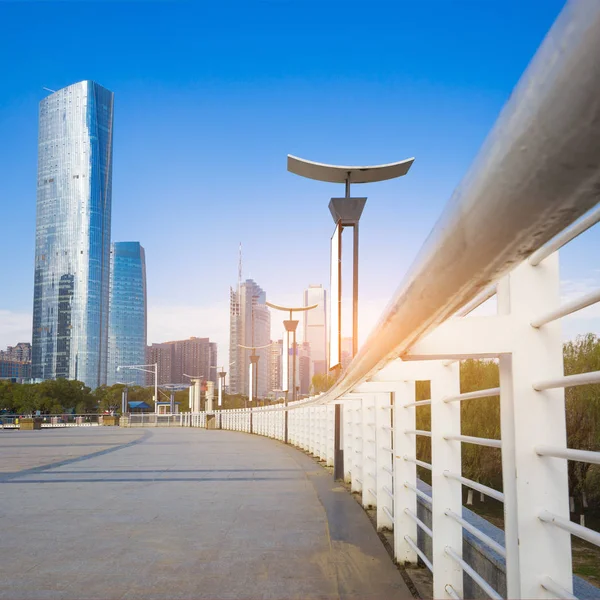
[107,242,147,386]
[32,81,114,389]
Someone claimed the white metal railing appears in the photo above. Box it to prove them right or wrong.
[161,3,600,598]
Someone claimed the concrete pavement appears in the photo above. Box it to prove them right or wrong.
[0,427,414,599]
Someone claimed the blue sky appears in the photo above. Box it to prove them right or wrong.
[2,0,596,359]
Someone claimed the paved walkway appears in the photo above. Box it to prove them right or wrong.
[0,427,413,599]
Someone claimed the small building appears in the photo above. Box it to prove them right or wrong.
[128,401,151,413]
[155,401,180,415]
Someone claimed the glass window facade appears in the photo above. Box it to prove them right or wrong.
[32,81,114,389]
[107,242,147,386]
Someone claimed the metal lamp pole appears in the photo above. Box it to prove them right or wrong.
[266,301,317,443]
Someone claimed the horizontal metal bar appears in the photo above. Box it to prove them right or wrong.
[401,456,433,471]
[445,509,506,557]
[443,387,500,403]
[366,438,376,444]
[382,486,394,499]
[404,481,432,504]
[444,471,505,502]
[405,429,432,438]
[454,284,497,317]
[444,434,502,449]
[535,445,600,465]
[402,399,431,408]
[382,465,393,476]
[405,508,433,538]
[355,477,363,485]
[381,426,394,432]
[381,447,393,454]
[382,505,394,522]
[405,536,433,572]
[445,546,502,600]
[540,576,577,600]
[445,584,460,600]
[530,204,600,266]
[533,370,600,391]
[380,405,393,410]
[366,489,378,501]
[532,288,600,328]
[539,510,600,547]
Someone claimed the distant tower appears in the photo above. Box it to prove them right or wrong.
[32,80,114,388]
[303,284,327,377]
[229,278,271,398]
[107,242,147,386]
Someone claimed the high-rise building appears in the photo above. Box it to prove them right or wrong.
[32,81,114,389]
[145,337,217,387]
[170,337,216,385]
[303,284,327,379]
[268,339,282,396]
[229,279,271,398]
[146,343,175,386]
[298,341,311,396]
[107,242,147,386]
[0,343,32,364]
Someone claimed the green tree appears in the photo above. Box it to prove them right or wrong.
[564,334,600,518]
[311,372,338,395]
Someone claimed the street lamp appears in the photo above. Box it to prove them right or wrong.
[266,301,318,444]
[215,361,235,407]
[287,155,414,365]
[117,363,158,413]
[238,344,271,406]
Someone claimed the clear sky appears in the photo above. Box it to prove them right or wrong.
[2,0,597,364]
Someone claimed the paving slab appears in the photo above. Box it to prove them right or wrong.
[0,427,413,599]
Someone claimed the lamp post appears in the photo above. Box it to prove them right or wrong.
[238,344,271,407]
[287,155,414,364]
[266,301,318,444]
[117,363,158,413]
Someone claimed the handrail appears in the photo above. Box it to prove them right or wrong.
[303,0,600,408]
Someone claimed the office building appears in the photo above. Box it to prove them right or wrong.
[303,284,327,378]
[145,337,217,387]
[107,242,147,386]
[268,339,282,396]
[32,81,114,389]
[229,279,271,398]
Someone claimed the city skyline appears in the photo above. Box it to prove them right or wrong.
[3,1,598,380]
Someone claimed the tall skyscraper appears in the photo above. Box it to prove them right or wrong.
[268,339,282,396]
[32,81,114,389]
[107,242,147,386]
[303,284,327,378]
[229,279,271,398]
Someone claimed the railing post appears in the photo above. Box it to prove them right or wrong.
[351,398,363,494]
[393,380,418,564]
[375,392,393,531]
[343,403,354,483]
[362,394,377,509]
[431,362,462,599]
[499,255,572,598]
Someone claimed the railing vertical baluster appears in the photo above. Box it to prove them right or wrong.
[352,397,363,494]
[362,394,377,508]
[393,380,418,564]
[431,362,462,599]
[376,392,393,531]
[344,406,354,483]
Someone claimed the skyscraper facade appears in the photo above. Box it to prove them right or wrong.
[303,284,327,378]
[107,242,147,386]
[229,279,271,398]
[32,81,114,389]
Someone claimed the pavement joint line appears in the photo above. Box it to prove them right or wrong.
[0,429,152,483]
